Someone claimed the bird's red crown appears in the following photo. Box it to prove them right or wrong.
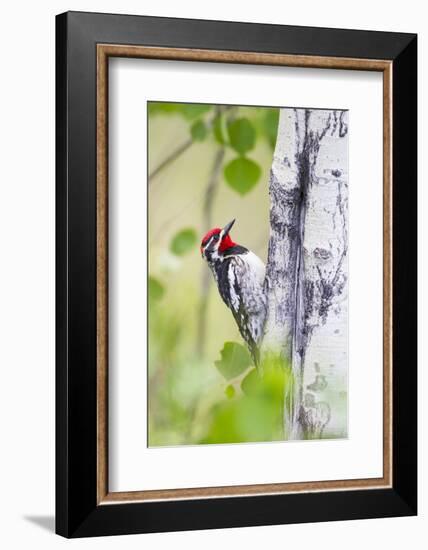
[200,222,236,254]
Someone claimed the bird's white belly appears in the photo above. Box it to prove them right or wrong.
[243,251,266,284]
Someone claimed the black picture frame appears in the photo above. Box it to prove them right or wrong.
[56,11,417,538]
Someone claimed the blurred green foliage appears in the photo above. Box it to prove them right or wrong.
[148,276,165,302]
[224,157,262,195]
[213,114,228,145]
[170,228,198,256]
[190,119,207,142]
[148,102,212,120]
[202,357,292,444]
[148,101,290,447]
[214,342,252,380]
[262,108,280,149]
[224,384,236,399]
[227,117,256,154]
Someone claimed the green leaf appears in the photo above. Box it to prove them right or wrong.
[241,368,259,396]
[148,276,165,301]
[224,157,261,195]
[170,228,197,256]
[179,104,212,120]
[190,119,207,142]
[227,118,256,154]
[215,342,252,380]
[263,108,280,149]
[225,384,236,399]
[213,115,227,145]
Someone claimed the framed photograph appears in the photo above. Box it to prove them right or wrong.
[56,11,417,537]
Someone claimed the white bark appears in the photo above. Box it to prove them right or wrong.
[262,108,348,440]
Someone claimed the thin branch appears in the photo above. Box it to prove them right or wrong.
[149,138,193,183]
[196,145,225,357]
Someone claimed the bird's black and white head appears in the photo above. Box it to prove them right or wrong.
[200,219,237,263]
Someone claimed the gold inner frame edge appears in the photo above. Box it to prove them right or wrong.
[96,44,393,505]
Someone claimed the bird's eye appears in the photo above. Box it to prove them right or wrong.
[213,234,219,241]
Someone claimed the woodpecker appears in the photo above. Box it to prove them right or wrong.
[200,219,266,366]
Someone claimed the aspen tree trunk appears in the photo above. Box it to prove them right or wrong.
[261,108,349,440]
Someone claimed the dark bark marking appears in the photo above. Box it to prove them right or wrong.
[307,374,328,392]
[298,397,331,439]
[339,111,348,137]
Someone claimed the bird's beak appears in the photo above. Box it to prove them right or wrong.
[222,219,236,236]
